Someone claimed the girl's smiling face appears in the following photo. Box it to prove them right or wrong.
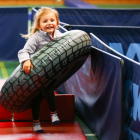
[38,12,59,36]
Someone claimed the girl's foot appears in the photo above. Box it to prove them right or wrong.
[33,121,44,133]
[50,113,60,125]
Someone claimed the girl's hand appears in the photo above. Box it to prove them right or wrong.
[23,59,33,74]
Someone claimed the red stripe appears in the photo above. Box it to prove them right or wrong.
[35,33,39,45]
[47,31,55,41]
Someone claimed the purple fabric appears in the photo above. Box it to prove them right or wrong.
[64,0,98,8]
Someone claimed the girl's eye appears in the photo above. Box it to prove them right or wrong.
[51,20,54,22]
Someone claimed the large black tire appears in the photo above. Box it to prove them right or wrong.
[0,30,91,113]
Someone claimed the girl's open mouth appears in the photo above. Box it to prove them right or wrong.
[47,27,53,29]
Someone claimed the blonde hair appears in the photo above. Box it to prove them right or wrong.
[22,7,60,39]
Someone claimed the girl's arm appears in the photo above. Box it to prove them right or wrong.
[18,35,38,74]
[18,35,38,63]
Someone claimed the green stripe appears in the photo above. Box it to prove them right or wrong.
[0,5,67,8]
[96,4,140,8]
[28,7,32,34]
[2,61,19,79]
[0,62,9,79]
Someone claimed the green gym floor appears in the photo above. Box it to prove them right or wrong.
[1,4,140,8]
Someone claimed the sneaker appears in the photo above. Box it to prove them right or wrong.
[33,122,44,133]
[51,113,60,125]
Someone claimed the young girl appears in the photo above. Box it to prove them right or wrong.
[18,7,62,133]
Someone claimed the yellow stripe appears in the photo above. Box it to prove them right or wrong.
[0,62,8,79]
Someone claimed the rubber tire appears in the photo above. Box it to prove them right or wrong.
[0,30,91,113]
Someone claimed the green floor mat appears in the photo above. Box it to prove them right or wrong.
[95,4,140,8]
[75,114,99,140]
[0,61,19,79]
[0,5,67,7]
